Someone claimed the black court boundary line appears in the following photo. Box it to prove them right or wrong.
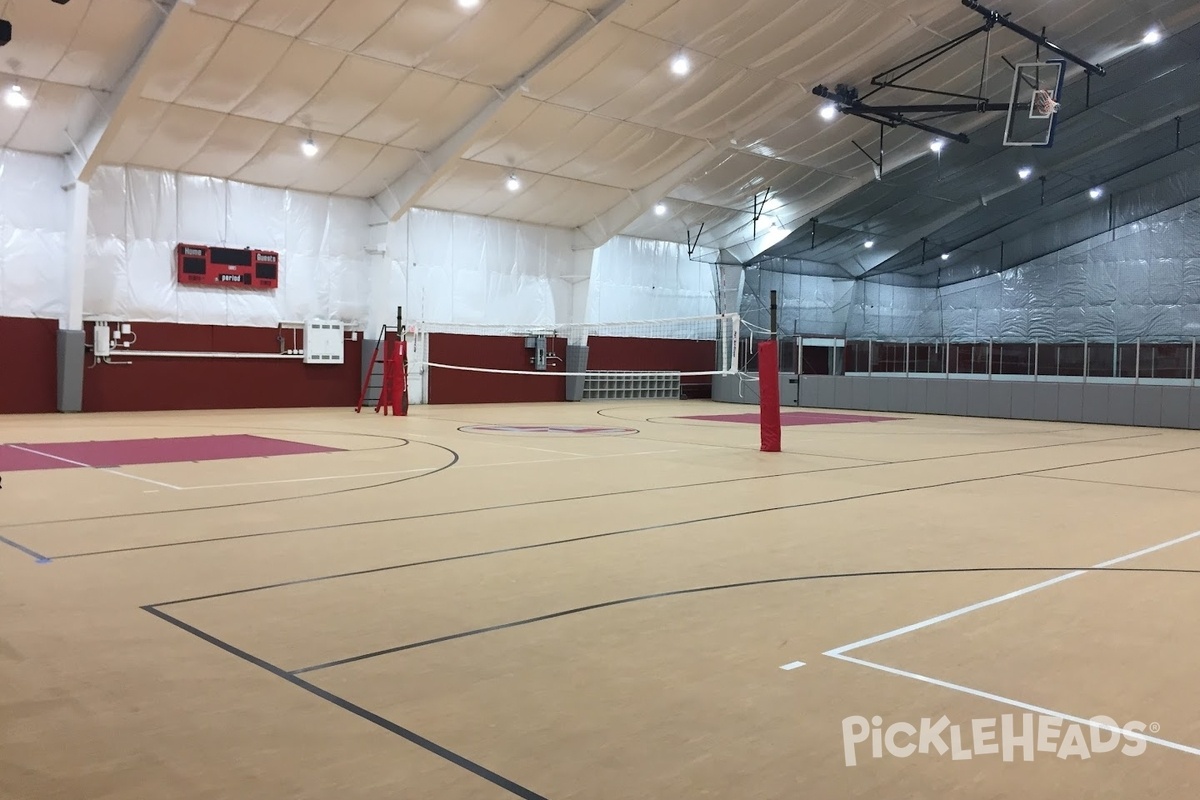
[288,565,1200,675]
[142,606,548,800]
[0,439,459,532]
[50,430,1163,560]
[1029,473,1200,496]
[146,439,1200,609]
[455,424,640,437]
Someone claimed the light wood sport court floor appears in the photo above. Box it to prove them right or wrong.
[3,401,1200,799]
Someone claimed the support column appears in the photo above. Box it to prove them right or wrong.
[57,181,89,413]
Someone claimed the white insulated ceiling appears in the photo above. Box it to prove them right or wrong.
[2,0,1199,254]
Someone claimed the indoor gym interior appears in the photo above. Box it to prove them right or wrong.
[4,0,1200,798]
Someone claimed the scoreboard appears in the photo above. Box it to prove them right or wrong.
[176,244,280,289]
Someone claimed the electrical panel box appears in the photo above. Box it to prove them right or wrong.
[303,320,344,364]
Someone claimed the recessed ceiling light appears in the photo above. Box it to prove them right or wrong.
[654,202,667,216]
[819,104,837,121]
[1142,29,1162,45]
[1089,187,1104,200]
[1018,166,1033,180]
[864,240,875,249]
[930,138,946,153]
[5,84,29,109]
[301,137,319,157]
[670,54,691,76]
[457,0,481,9]
[941,253,951,261]
[506,173,521,192]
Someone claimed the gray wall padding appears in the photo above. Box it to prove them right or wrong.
[719,374,1200,430]
[57,328,84,413]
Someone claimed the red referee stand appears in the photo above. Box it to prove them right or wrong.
[355,306,409,416]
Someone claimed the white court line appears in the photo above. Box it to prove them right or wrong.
[780,661,806,671]
[825,528,1200,657]
[815,528,1200,757]
[8,445,182,490]
[181,468,434,490]
[828,653,1200,757]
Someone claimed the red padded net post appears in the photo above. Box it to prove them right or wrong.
[758,339,781,452]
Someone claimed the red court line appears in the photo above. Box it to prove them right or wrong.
[679,411,901,426]
[1,435,342,471]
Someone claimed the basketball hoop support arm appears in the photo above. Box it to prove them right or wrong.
[961,0,1106,76]
[815,2,1103,146]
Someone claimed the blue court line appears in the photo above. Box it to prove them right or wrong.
[0,535,52,563]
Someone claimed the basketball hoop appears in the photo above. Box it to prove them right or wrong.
[1032,89,1060,117]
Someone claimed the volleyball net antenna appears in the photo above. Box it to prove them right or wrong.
[406,314,742,378]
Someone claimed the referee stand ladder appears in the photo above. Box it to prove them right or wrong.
[355,307,409,416]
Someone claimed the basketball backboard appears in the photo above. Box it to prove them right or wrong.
[1004,60,1066,147]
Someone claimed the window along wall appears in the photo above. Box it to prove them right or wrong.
[838,339,1196,382]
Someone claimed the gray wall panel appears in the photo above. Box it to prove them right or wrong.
[803,376,836,409]
[1057,384,1084,422]
[1010,384,1036,420]
[782,376,800,407]
[816,376,837,408]
[1133,385,1163,427]
[967,381,992,417]
[1106,384,1135,426]
[834,376,854,409]
[925,380,948,415]
[1190,390,1200,429]
[883,378,906,412]
[1160,386,1190,429]
[1081,384,1111,424]
[1033,384,1059,421]
[851,377,871,409]
[945,381,969,416]
[867,379,889,412]
[906,378,928,414]
[987,382,1013,419]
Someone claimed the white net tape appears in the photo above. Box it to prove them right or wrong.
[407,314,741,377]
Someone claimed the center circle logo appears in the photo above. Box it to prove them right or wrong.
[460,424,637,437]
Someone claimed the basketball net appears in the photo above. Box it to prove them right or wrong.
[1032,89,1060,117]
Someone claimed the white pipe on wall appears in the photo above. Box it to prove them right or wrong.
[122,351,305,360]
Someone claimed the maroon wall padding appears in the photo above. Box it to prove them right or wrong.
[81,322,362,412]
[0,316,58,414]
[428,333,566,404]
[587,337,716,398]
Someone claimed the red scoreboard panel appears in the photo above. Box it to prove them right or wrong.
[176,244,280,289]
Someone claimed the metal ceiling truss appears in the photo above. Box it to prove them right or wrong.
[812,0,1106,173]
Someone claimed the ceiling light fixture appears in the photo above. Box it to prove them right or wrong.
[670,54,691,76]
[864,240,875,249]
[1018,166,1033,180]
[506,173,521,192]
[654,202,667,216]
[1142,29,1162,45]
[1089,187,1104,200]
[819,104,837,121]
[930,138,946,154]
[301,136,319,157]
[5,83,29,109]
[941,253,950,261]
